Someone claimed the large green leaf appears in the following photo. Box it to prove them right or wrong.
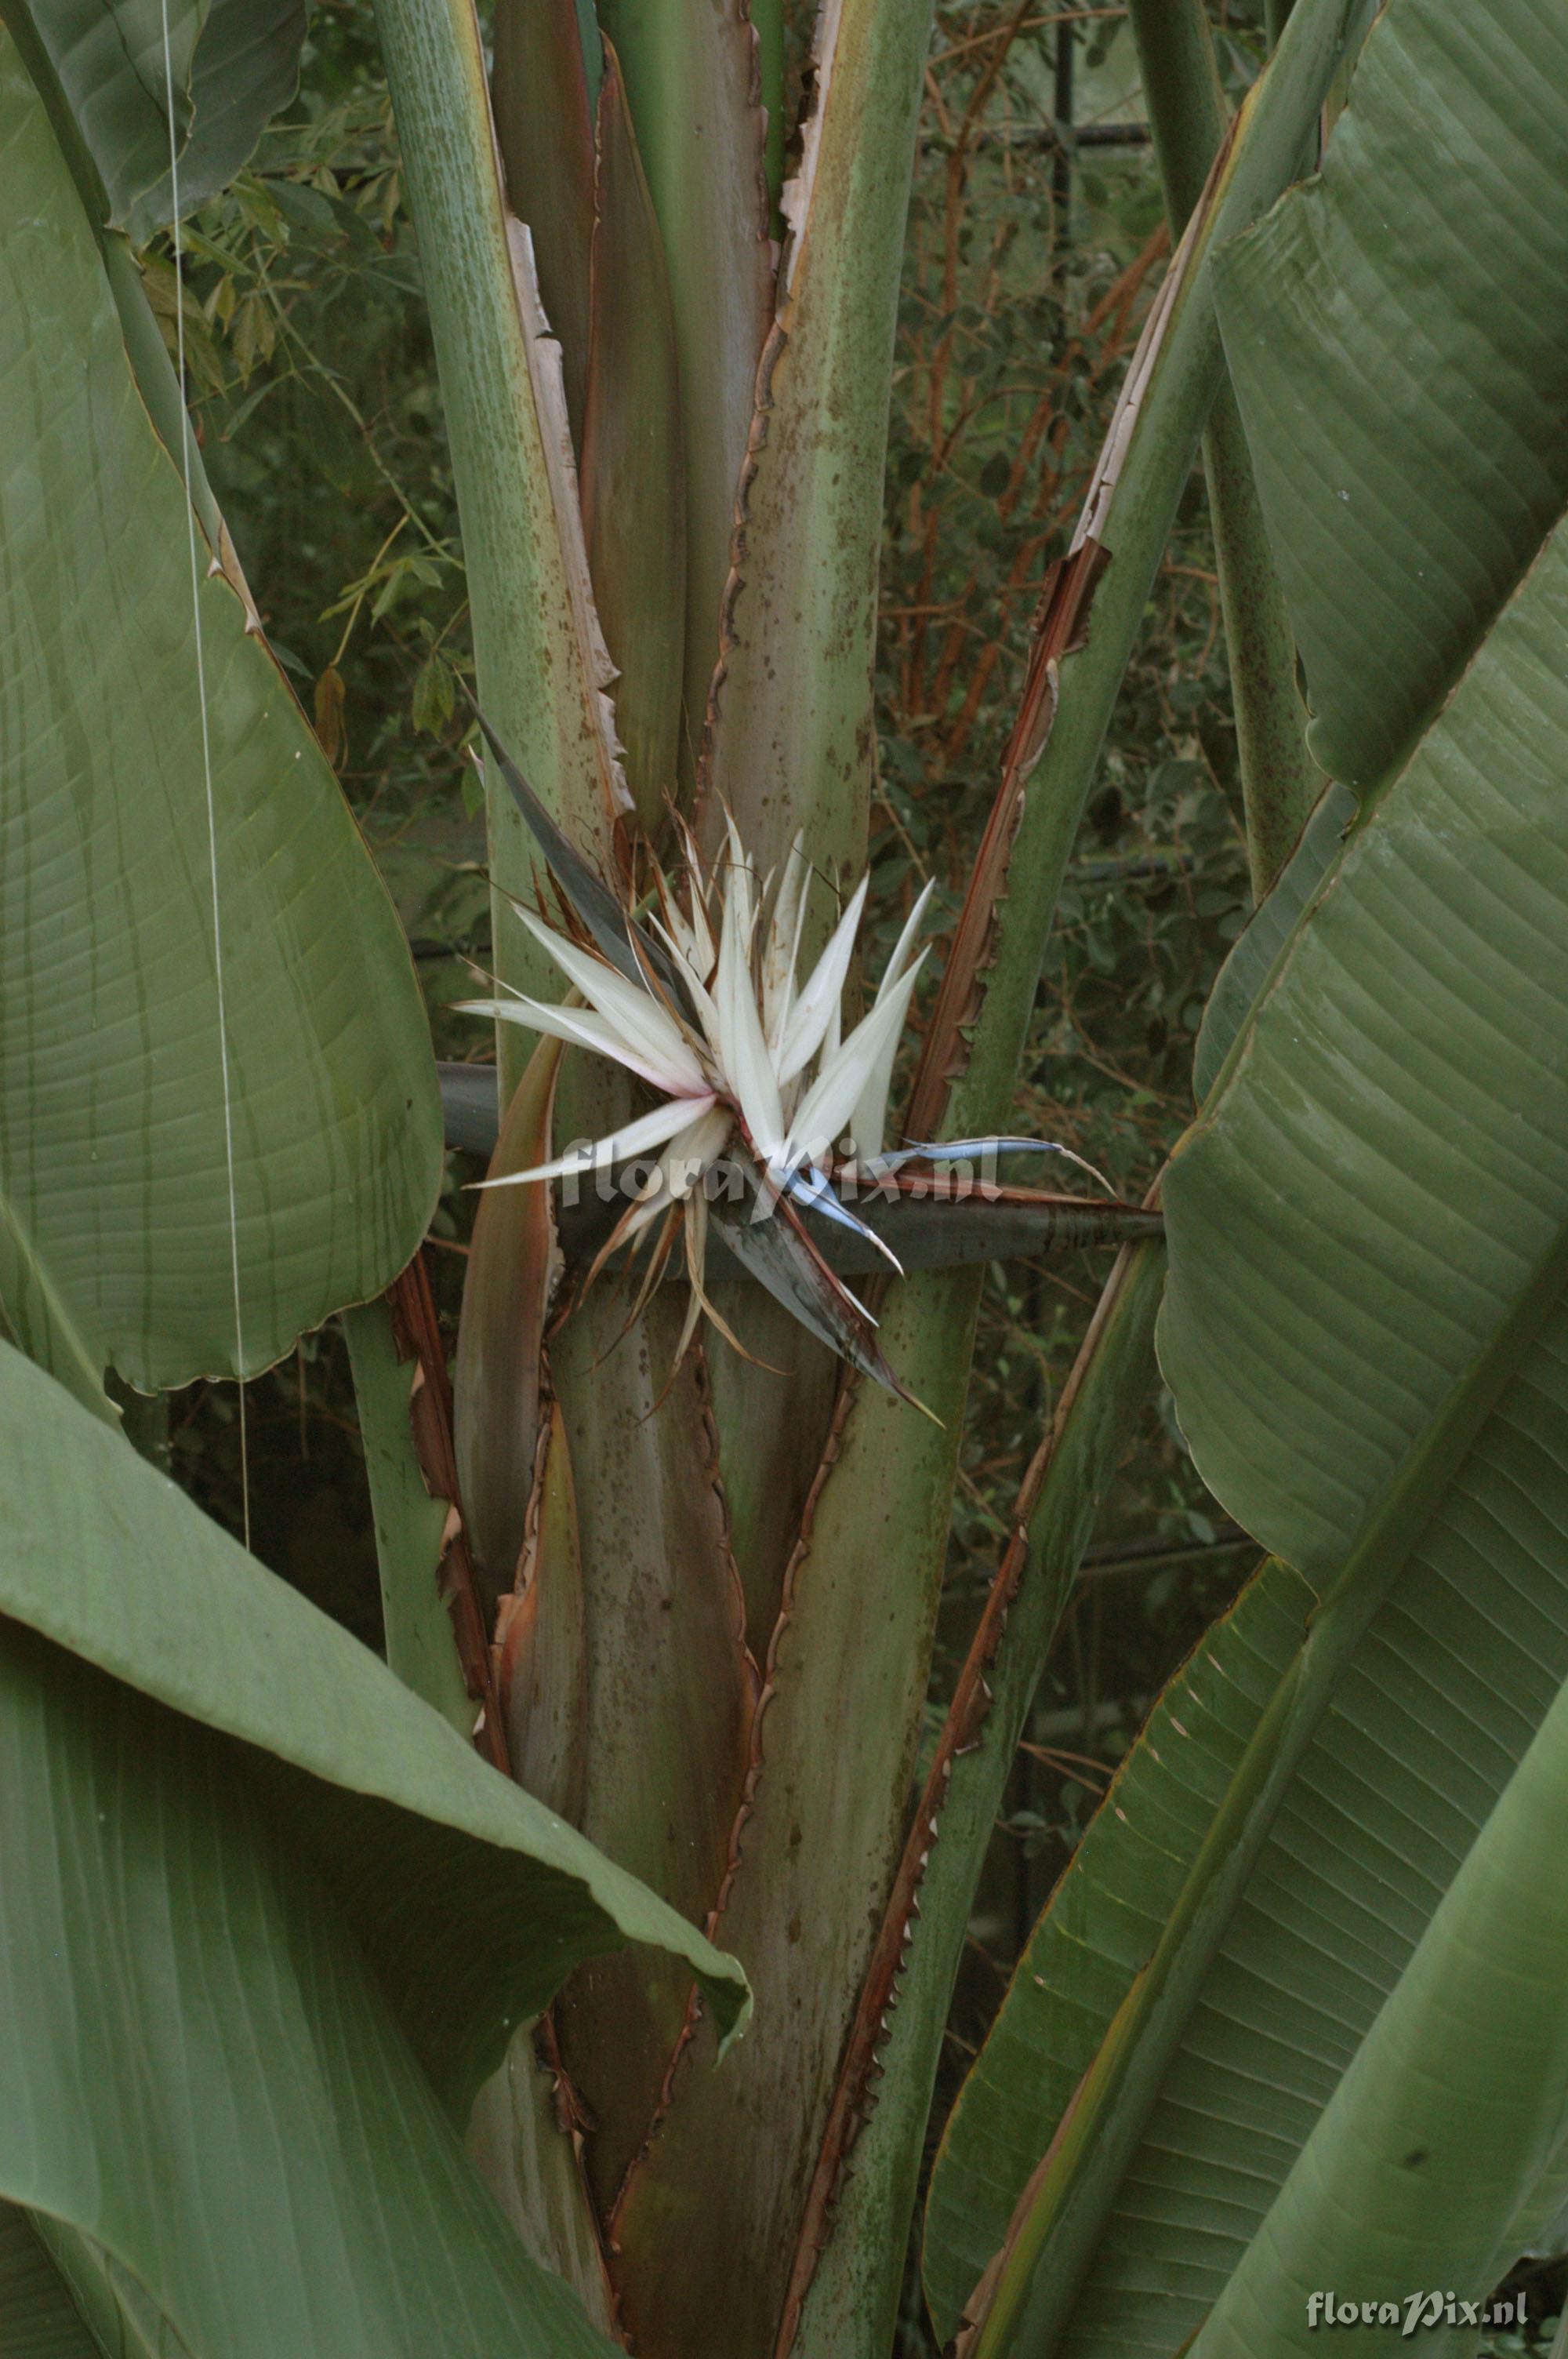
[0,1337,750,2107]
[921,1551,1307,2348]
[924,2,1568,2343]
[0,24,441,1405]
[0,1623,619,2359]
[935,540,1568,2359]
[1127,0,1320,896]
[1190,780,1353,1101]
[16,0,307,236]
[1214,0,1568,789]
[0,2208,100,2355]
[0,1321,735,2359]
[1194,1654,1568,2357]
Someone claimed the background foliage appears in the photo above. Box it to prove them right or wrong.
[138,6,1555,2346]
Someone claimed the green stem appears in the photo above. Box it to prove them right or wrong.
[370,0,619,1100]
[343,1299,473,1738]
[1128,0,1323,898]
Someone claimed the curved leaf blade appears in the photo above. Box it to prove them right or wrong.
[0,25,441,1393]
[927,16,1568,2332]
[0,2207,102,2356]
[18,0,306,234]
[1193,1658,1568,2357]
[0,1622,619,2359]
[1214,0,1568,788]
[1190,779,1353,1102]
[0,1337,750,2114]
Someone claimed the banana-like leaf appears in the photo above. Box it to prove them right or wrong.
[1190,779,1353,1100]
[0,1338,750,2107]
[0,25,441,1406]
[1214,0,1568,789]
[1127,0,1322,897]
[14,0,306,235]
[1193,1659,1568,2357]
[926,4,1568,2345]
[0,1622,620,2359]
[922,1550,1308,2347]
[596,0,771,788]
[699,0,936,883]
[0,2207,101,2355]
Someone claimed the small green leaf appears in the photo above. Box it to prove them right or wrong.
[412,649,457,736]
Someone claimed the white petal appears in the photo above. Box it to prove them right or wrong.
[777,874,868,1085]
[848,879,934,1157]
[625,1103,735,1218]
[648,915,720,1042]
[519,910,709,1096]
[762,836,810,1052]
[721,814,757,941]
[675,821,719,969]
[779,952,926,1171]
[874,878,935,1004]
[715,865,786,1153]
[475,1092,718,1190]
[455,995,702,1098]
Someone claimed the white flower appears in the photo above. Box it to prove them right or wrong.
[458,820,933,1252]
[464,713,1109,1401]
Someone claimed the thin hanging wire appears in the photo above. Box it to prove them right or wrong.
[159,1,249,1547]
